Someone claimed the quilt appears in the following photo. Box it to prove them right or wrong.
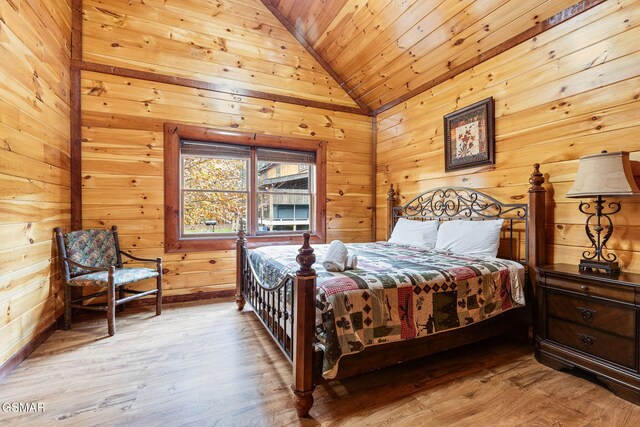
[249,242,525,379]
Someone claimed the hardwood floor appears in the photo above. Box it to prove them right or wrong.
[1,299,639,426]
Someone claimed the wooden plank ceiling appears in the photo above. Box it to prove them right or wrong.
[267,0,579,111]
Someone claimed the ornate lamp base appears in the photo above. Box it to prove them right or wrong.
[579,259,620,276]
[574,195,622,277]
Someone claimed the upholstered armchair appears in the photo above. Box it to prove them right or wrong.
[54,226,162,336]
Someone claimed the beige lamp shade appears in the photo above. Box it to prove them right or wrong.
[567,151,640,198]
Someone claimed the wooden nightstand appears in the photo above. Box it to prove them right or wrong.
[536,264,640,404]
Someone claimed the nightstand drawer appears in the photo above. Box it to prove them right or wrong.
[545,275,636,304]
[547,317,635,369]
[547,291,636,338]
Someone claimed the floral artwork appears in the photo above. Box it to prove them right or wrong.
[444,97,495,172]
[455,121,480,157]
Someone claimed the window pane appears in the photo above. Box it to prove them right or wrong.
[183,191,247,235]
[257,161,312,192]
[256,148,315,164]
[181,141,251,159]
[258,193,311,232]
[183,157,248,191]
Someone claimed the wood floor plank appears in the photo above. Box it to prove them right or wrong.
[1,300,640,425]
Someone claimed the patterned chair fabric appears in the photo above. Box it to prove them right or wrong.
[63,229,118,276]
[67,268,159,287]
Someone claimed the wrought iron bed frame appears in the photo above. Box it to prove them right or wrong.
[390,186,529,264]
[235,164,546,418]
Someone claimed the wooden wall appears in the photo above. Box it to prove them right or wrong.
[376,0,640,272]
[80,0,373,299]
[81,74,371,297]
[81,0,357,108]
[0,0,71,365]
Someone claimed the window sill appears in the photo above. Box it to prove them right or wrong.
[165,233,325,253]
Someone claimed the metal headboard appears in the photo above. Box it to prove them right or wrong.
[391,187,529,264]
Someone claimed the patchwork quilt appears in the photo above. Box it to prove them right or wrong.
[249,242,525,379]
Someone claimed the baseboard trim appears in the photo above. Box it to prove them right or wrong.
[123,289,235,308]
[0,316,62,382]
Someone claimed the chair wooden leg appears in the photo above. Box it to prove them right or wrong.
[64,285,72,330]
[118,286,125,312]
[156,269,162,316]
[107,278,116,336]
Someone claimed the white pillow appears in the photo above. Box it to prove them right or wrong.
[389,218,439,248]
[435,219,504,258]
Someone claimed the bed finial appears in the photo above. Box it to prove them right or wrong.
[236,217,247,247]
[387,184,397,240]
[387,184,396,201]
[293,232,317,416]
[296,232,316,276]
[529,163,545,192]
[527,162,546,278]
[235,225,247,311]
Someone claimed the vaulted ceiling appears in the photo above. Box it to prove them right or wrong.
[265,0,579,111]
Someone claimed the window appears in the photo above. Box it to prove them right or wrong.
[256,148,315,234]
[181,142,250,236]
[164,124,326,252]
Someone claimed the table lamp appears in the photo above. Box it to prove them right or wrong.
[566,151,640,275]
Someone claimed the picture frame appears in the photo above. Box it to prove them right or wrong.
[443,97,495,172]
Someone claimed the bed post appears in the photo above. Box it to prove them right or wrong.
[235,228,247,311]
[528,163,546,285]
[292,232,317,418]
[387,184,396,240]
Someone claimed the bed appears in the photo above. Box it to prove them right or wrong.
[235,164,546,417]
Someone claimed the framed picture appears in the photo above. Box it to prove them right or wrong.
[443,97,495,172]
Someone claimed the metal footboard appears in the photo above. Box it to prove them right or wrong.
[240,245,296,361]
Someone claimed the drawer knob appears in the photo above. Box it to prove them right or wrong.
[576,307,596,320]
[578,333,596,347]
[580,285,589,292]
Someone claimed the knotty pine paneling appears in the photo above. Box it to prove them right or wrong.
[81,70,373,297]
[266,0,577,110]
[0,0,71,365]
[81,0,358,108]
[356,0,579,109]
[376,0,640,272]
[268,0,349,46]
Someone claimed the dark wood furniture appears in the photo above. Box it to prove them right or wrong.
[236,164,547,417]
[55,226,162,336]
[536,264,640,404]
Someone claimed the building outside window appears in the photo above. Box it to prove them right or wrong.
[257,148,315,233]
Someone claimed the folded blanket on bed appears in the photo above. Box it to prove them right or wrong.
[322,240,348,272]
[346,253,358,270]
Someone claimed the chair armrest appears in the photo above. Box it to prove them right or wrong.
[65,258,111,273]
[120,250,162,264]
